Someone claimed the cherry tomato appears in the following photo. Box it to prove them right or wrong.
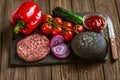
[53,17,63,25]
[63,30,73,42]
[51,27,63,36]
[64,21,73,29]
[41,23,52,34]
[73,24,84,33]
[42,14,53,23]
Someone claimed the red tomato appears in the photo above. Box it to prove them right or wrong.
[51,27,63,36]
[64,21,73,29]
[73,24,84,33]
[53,17,63,25]
[41,23,52,34]
[42,14,53,23]
[63,30,73,42]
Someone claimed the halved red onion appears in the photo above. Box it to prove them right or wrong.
[51,43,70,59]
[50,35,64,48]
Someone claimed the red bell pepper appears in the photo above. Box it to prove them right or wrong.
[10,1,42,34]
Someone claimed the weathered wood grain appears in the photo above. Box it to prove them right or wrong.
[0,0,120,80]
[94,0,120,80]
[49,0,62,14]
[50,0,79,80]
[52,64,78,80]
[60,64,78,80]
[72,0,105,80]
[57,0,79,79]
[0,0,26,80]
[0,0,4,79]
[71,0,94,12]
[26,66,52,80]
[36,0,50,14]
[116,0,120,18]
[25,0,52,80]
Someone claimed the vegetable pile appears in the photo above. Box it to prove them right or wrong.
[41,14,84,42]
[10,1,107,61]
[50,35,70,59]
[10,1,42,34]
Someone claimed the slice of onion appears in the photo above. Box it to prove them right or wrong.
[50,35,64,48]
[51,43,70,59]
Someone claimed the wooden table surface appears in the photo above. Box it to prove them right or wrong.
[0,0,120,80]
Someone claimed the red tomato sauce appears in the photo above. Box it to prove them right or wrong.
[84,15,106,32]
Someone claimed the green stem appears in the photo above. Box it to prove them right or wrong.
[14,24,21,34]
[13,20,26,34]
[52,21,79,34]
[61,26,79,34]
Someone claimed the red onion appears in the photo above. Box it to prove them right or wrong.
[51,43,70,59]
[50,35,64,48]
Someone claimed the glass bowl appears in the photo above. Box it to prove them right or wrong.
[83,13,107,32]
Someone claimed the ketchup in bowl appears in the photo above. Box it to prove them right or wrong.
[83,13,107,32]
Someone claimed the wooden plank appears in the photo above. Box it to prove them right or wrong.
[26,66,51,80]
[72,0,94,12]
[49,0,72,13]
[60,64,78,80]
[50,0,79,80]
[52,64,78,80]
[25,0,52,80]
[0,0,26,80]
[72,0,105,80]
[36,0,50,14]
[13,68,26,80]
[26,67,47,80]
[51,65,61,80]
[49,0,62,14]
[0,0,4,79]
[116,0,120,18]
[94,0,120,80]
[0,0,119,80]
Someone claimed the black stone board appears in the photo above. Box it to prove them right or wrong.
[9,12,108,67]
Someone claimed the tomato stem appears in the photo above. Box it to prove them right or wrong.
[52,19,79,34]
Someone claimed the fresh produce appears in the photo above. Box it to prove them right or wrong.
[52,7,83,24]
[64,21,73,29]
[51,43,70,59]
[83,14,107,32]
[42,14,53,23]
[41,23,52,35]
[53,17,63,25]
[51,26,63,36]
[10,1,42,34]
[71,31,108,61]
[63,30,73,42]
[73,24,84,33]
[50,35,64,48]
[41,14,84,42]
[50,35,70,59]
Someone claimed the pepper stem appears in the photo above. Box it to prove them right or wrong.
[14,25,21,34]
[14,20,26,34]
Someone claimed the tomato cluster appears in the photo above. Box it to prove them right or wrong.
[41,14,84,42]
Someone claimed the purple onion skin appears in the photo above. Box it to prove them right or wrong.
[50,35,64,48]
[51,43,70,59]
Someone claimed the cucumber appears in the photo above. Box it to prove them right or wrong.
[52,7,83,24]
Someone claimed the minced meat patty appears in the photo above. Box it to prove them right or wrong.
[17,34,50,62]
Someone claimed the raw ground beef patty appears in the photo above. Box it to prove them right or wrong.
[17,34,50,62]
